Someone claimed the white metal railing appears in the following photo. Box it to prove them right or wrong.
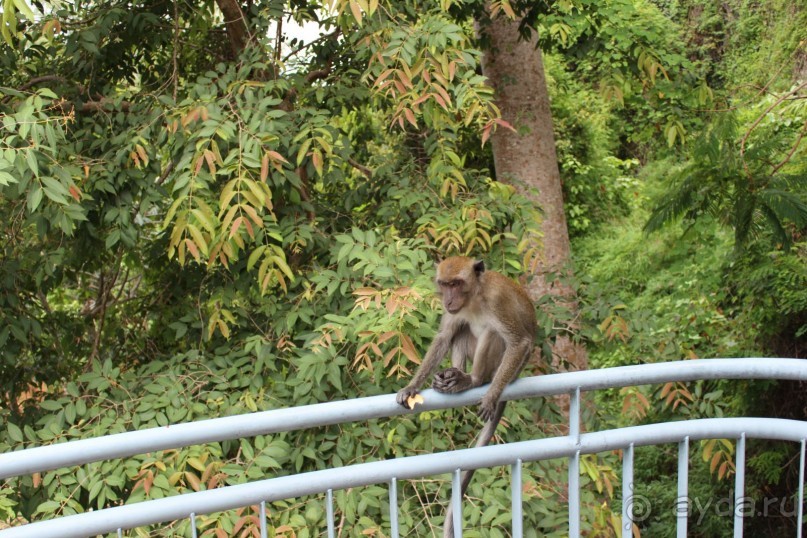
[0,358,805,537]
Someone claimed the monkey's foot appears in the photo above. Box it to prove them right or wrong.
[478,399,497,421]
[433,367,472,393]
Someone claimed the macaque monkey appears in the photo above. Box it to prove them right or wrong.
[396,256,536,537]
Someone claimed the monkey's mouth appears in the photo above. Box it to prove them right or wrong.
[446,306,460,314]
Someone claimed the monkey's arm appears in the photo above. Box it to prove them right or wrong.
[478,335,532,420]
[395,319,456,409]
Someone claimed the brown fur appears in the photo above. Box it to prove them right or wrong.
[395,256,536,537]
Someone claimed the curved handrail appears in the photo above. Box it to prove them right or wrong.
[1,417,805,538]
[1,357,804,479]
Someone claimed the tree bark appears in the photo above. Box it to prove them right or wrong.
[215,0,250,57]
[479,13,588,372]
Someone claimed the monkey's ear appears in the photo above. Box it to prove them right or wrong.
[473,260,485,274]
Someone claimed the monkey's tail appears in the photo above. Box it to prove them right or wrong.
[442,401,506,538]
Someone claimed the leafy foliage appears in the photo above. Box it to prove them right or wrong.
[645,111,807,251]
[1,0,805,535]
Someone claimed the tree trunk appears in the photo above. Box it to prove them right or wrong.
[479,13,588,372]
[215,0,250,58]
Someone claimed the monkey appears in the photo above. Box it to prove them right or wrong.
[395,256,536,538]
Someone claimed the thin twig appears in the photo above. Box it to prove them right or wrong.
[347,157,373,179]
[17,75,70,92]
[771,120,807,176]
[172,0,180,101]
[740,81,807,179]
[274,16,283,66]
[156,160,175,186]
[282,29,341,62]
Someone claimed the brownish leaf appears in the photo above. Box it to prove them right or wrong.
[184,471,202,492]
[349,0,363,24]
[400,334,421,364]
[194,155,204,175]
[229,216,243,239]
[68,184,82,201]
[404,108,417,127]
[243,216,254,238]
[261,153,269,182]
[242,204,263,227]
[185,238,200,262]
[481,124,493,146]
[204,149,217,174]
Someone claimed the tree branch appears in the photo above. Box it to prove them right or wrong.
[76,98,132,113]
[42,97,132,116]
[348,157,373,179]
[305,66,332,84]
[771,120,807,176]
[17,75,82,93]
[2,75,87,105]
[740,81,807,178]
[282,29,341,62]
[156,160,175,186]
[281,63,332,110]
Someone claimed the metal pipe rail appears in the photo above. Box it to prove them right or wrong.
[2,357,805,479]
[2,419,805,538]
[1,357,806,537]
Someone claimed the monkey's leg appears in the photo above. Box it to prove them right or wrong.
[433,328,476,393]
[437,330,502,395]
[442,400,507,538]
[450,329,475,371]
[477,335,530,421]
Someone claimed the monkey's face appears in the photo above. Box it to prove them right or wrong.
[435,257,483,314]
[437,278,469,314]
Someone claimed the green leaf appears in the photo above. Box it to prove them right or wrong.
[64,403,76,424]
[25,150,39,177]
[41,176,69,204]
[105,228,121,249]
[296,138,312,166]
[12,0,35,20]
[7,423,22,443]
[0,171,17,186]
[35,500,62,515]
[38,399,62,411]
[247,245,266,271]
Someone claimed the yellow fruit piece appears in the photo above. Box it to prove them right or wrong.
[406,393,425,408]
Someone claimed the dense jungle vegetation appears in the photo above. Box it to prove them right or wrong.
[0,0,805,535]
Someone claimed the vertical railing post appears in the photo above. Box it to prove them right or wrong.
[569,387,581,538]
[512,459,523,538]
[734,433,746,538]
[570,387,581,444]
[569,450,581,538]
[260,501,268,538]
[676,436,689,538]
[798,439,805,538]
[452,469,463,538]
[326,489,335,538]
[389,477,399,538]
[621,443,634,538]
[189,512,197,538]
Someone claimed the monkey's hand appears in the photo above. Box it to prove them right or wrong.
[396,387,421,410]
[433,367,473,394]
